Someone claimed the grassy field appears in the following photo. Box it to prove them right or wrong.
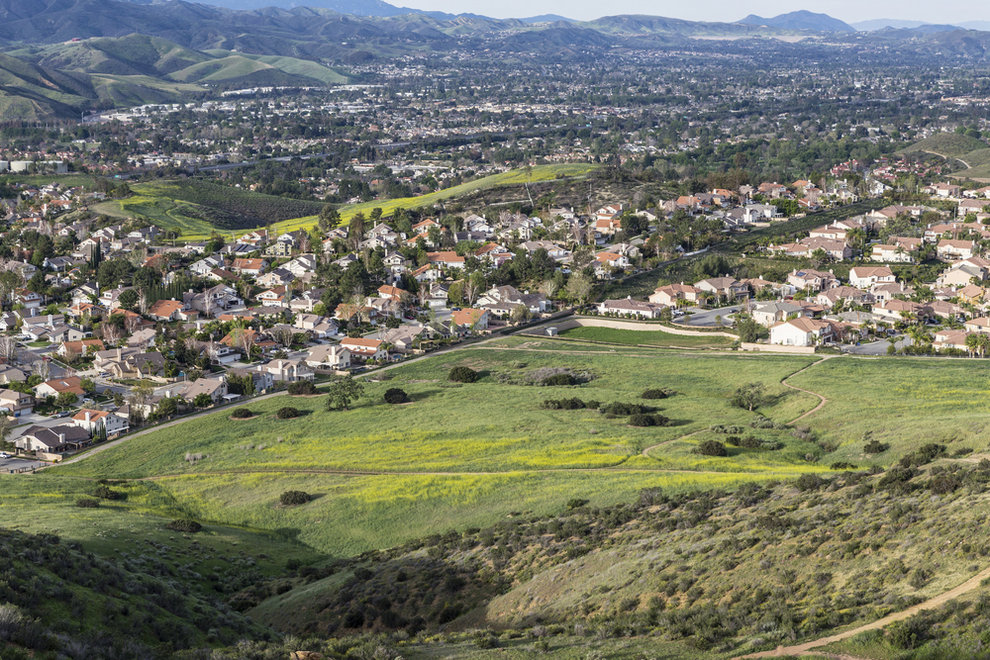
[556,325,734,348]
[787,355,990,463]
[43,341,831,556]
[97,163,598,239]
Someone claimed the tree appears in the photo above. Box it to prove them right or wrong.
[566,272,593,306]
[324,375,364,411]
[118,288,139,311]
[193,393,213,408]
[730,382,767,411]
[80,378,96,396]
[56,391,78,409]
[318,205,340,233]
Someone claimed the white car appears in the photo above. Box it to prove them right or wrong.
[0,453,10,459]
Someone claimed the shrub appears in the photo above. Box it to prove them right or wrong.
[166,519,202,533]
[287,381,317,395]
[567,498,589,509]
[739,436,761,449]
[696,440,727,457]
[448,366,479,383]
[383,388,410,404]
[91,485,126,501]
[641,388,674,399]
[541,398,589,410]
[276,406,300,419]
[600,402,651,416]
[75,498,99,508]
[542,373,576,386]
[280,490,312,506]
[231,407,254,419]
[629,413,670,427]
[864,439,890,454]
[795,473,825,491]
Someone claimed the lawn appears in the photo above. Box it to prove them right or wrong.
[556,325,733,348]
[47,343,833,555]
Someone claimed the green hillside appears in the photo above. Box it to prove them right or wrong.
[4,338,990,655]
[98,163,598,240]
[902,132,989,158]
[0,35,350,120]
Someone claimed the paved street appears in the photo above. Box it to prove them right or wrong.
[680,305,742,328]
[842,335,913,356]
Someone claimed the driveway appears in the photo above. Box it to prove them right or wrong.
[843,335,913,355]
[680,305,742,328]
[0,456,44,473]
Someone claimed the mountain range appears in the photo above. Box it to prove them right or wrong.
[4,1,990,121]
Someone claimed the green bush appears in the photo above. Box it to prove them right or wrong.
[448,366,479,383]
[383,388,410,404]
[75,498,100,508]
[696,440,727,457]
[629,413,670,427]
[864,439,890,454]
[166,519,202,533]
[287,381,317,395]
[230,407,254,419]
[276,406,300,419]
[280,490,312,506]
[541,373,576,386]
[641,388,674,399]
[91,485,126,501]
[600,402,652,416]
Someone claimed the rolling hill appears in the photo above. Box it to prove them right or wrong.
[737,10,855,33]
[0,34,349,119]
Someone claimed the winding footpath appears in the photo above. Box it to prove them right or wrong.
[781,356,833,424]
[737,563,990,658]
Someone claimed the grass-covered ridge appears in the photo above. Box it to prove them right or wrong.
[97,163,599,239]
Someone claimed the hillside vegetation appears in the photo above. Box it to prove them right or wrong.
[0,34,349,120]
[99,163,598,239]
[902,132,989,158]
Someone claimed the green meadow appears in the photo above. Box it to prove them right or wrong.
[12,340,990,560]
[41,342,832,556]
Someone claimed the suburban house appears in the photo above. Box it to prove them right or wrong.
[34,376,85,400]
[695,277,749,300]
[451,308,491,334]
[261,359,315,382]
[340,337,387,361]
[71,409,129,436]
[597,297,664,319]
[848,267,896,289]
[649,283,702,306]
[305,344,351,370]
[769,317,836,347]
[0,388,33,416]
[148,299,185,322]
[750,301,805,327]
[15,424,91,454]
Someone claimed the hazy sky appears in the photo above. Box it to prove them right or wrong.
[394,0,978,23]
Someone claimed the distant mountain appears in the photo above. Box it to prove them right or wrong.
[960,21,990,31]
[851,18,932,31]
[127,0,413,17]
[737,10,855,33]
[520,14,574,24]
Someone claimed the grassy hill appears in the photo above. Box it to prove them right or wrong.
[6,338,990,655]
[0,35,350,120]
[95,179,327,236]
[902,132,989,160]
[98,163,599,240]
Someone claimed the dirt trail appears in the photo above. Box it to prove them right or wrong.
[781,356,832,424]
[737,564,990,658]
